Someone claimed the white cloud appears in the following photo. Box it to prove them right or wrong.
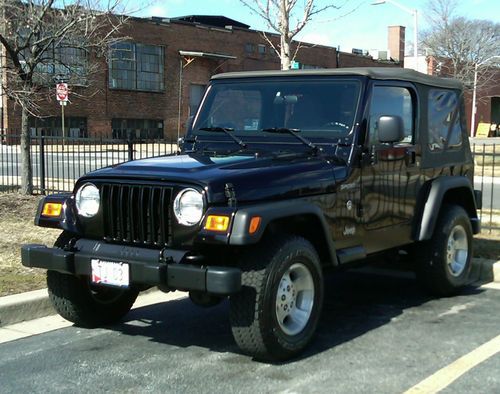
[143,4,169,17]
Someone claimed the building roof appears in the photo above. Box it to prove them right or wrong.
[171,15,250,29]
[212,67,463,89]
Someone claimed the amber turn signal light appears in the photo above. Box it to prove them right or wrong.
[42,202,63,217]
[204,215,230,232]
[248,216,261,234]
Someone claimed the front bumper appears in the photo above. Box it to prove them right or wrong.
[21,239,241,295]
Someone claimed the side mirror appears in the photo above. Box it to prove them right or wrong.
[377,115,404,143]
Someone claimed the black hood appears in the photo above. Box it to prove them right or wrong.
[78,152,347,204]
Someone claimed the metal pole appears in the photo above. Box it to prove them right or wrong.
[127,130,134,161]
[177,58,183,143]
[61,102,65,151]
[177,56,183,141]
[39,135,46,194]
[471,63,478,138]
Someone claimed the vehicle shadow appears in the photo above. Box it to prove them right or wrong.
[110,268,484,363]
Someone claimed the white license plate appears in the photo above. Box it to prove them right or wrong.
[91,259,130,287]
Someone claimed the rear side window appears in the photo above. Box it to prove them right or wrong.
[428,89,462,151]
[369,86,414,144]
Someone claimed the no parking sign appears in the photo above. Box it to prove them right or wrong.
[56,83,69,104]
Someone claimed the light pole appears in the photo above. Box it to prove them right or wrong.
[371,0,418,63]
[470,55,500,137]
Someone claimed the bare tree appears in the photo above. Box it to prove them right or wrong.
[421,0,499,89]
[240,0,344,70]
[0,0,128,194]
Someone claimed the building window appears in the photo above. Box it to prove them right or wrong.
[428,89,462,151]
[22,42,88,86]
[109,42,164,92]
[111,118,164,140]
[245,43,255,53]
[53,46,88,85]
[29,116,87,138]
[258,44,266,54]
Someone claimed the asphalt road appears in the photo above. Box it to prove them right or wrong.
[1,270,499,393]
[0,150,130,181]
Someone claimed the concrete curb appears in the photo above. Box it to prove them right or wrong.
[471,258,500,284]
[1,258,498,328]
[0,289,53,327]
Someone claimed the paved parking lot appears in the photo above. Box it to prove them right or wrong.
[0,270,499,393]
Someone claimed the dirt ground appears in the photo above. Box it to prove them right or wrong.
[0,194,498,297]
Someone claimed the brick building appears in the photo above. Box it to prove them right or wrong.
[1,15,402,139]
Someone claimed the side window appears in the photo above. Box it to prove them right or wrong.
[428,89,462,151]
[369,86,414,144]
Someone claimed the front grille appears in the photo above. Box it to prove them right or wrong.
[101,184,173,246]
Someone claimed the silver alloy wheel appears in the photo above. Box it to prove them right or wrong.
[275,262,315,336]
[446,224,469,277]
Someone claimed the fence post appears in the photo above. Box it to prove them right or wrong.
[127,130,134,161]
[39,135,46,195]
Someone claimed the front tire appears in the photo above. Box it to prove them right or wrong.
[46,232,139,327]
[229,236,324,361]
[416,205,473,296]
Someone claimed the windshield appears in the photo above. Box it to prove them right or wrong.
[191,78,362,140]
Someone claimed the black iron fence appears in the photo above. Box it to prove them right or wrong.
[0,133,177,194]
[472,142,499,232]
[0,133,498,231]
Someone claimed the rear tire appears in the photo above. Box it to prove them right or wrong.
[229,236,323,361]
[416,205,473,296]
[47,232,139,327]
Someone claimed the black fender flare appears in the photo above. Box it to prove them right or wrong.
[35,193,80,233]
[228,199,338,265]
[416,176,479,241]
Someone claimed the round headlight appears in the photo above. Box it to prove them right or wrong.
[173,188,204,226]
[75,183,100,218]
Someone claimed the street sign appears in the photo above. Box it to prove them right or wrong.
[56,83,69,102]
[291,61,300,70]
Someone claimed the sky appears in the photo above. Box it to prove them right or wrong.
[130,0,499,55]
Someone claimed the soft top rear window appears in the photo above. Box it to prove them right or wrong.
[428,89,462,151]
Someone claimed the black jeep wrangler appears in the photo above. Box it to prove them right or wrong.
[22,68,481,361]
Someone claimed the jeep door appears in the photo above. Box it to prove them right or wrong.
[360,82,422,253]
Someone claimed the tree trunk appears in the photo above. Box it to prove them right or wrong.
[280,0,291,70]
[20,107,33,195]
[281,36,291,70]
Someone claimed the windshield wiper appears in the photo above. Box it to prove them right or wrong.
[261,127,320,154]
[198,127,247,150]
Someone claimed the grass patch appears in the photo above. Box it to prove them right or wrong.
[0,194,60,296]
